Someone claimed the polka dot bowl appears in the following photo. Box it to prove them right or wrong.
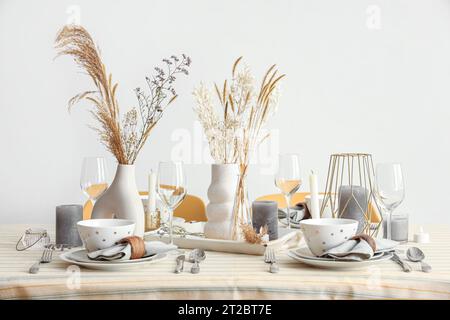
[77,219,135,253]
[299,218,359,256]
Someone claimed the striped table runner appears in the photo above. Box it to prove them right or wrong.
[1,224,449,300]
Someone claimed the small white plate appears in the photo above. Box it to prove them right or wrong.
[60,249,167,270]
[65,249,163,264]
[288,247,393,269]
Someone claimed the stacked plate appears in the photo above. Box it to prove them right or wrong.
[60,249,167,271]
[288,246,393,269]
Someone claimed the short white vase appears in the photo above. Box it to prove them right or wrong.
[91,164,145,236]
[204,163,238,240]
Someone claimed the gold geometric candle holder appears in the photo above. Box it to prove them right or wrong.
[320,153,383,237]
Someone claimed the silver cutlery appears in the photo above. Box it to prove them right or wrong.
[264,248,279,273]
[174,255,185,274]
[29,247,53,274]
[392,252,412,272]
[189,249,206,274]
[406,247,432,273]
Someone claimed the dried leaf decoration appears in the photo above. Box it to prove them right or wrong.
[240,223,269,244]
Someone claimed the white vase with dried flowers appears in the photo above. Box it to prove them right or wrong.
[55,25,191,236]
[193,57,284,240]
[91,164,144,233]
[204,164,238,239]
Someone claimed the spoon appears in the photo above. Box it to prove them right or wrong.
[189,249,206,274]
[406,247,432,273]
[174,255,185,274]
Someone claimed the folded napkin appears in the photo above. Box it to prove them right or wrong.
[321,235,398,261]
[87,240,176,261]
[278,203,310,226]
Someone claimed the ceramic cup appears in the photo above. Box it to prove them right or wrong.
[299,218,358,256]
[77,219,135,253]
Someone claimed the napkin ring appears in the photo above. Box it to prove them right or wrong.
[350,234,376,252]
[118,236,145,259]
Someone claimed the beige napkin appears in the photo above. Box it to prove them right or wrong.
[321,238,398,261]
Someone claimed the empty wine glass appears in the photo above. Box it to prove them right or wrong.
[275,154,302,228]
[80,157,108,209]
[156,161,187,246]
[375,163,405,240]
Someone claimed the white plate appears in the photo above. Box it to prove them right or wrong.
[59,249,167,270]
[64,249,161,264]
[291,246,384,261]
[288,247,393,269]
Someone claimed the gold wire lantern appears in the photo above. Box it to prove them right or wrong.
[320,153,383,236]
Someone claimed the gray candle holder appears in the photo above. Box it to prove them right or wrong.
[56,205,83,247]
[383,212,409,242]
[252,201,278,240]
[321,153,384,236]
[338,185,368,234]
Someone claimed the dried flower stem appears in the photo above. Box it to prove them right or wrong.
[55,25,128,164]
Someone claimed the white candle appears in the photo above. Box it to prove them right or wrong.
[309,171,320,219]
[148,170,157,212]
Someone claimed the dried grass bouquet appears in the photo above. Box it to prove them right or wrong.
[55,25,191,164]
[193,57,285,239]
[193,57,284,165]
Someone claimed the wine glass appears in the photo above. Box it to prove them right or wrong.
[375,163,405,240]
[156,161,187,246]
[275,154,302,228]
[80,157,108,209]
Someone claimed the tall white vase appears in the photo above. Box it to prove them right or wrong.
[91,164,145,236]
[204,164,238,240]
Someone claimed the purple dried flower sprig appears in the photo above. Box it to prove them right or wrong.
[127,54,192,163]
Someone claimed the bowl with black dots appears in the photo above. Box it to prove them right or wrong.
[299,218,358,256]
[77,219,135,253]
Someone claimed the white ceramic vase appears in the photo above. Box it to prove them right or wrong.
[204,164,238,240]
[91,164,145,237]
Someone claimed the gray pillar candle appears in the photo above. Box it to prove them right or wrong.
[252,201,278,241]
[338,186,368,234]
[56,205,83,246]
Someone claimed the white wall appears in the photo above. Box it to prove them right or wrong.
[1,0,449,225]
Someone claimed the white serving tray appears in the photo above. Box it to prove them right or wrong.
[144,227,302,255]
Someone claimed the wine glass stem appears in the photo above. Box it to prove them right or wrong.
[285,194,292,229]
[168,208,174,246]
[386,210,392,240]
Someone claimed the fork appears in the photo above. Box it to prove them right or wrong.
[29,248,53,274]
[264,248,279,273]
